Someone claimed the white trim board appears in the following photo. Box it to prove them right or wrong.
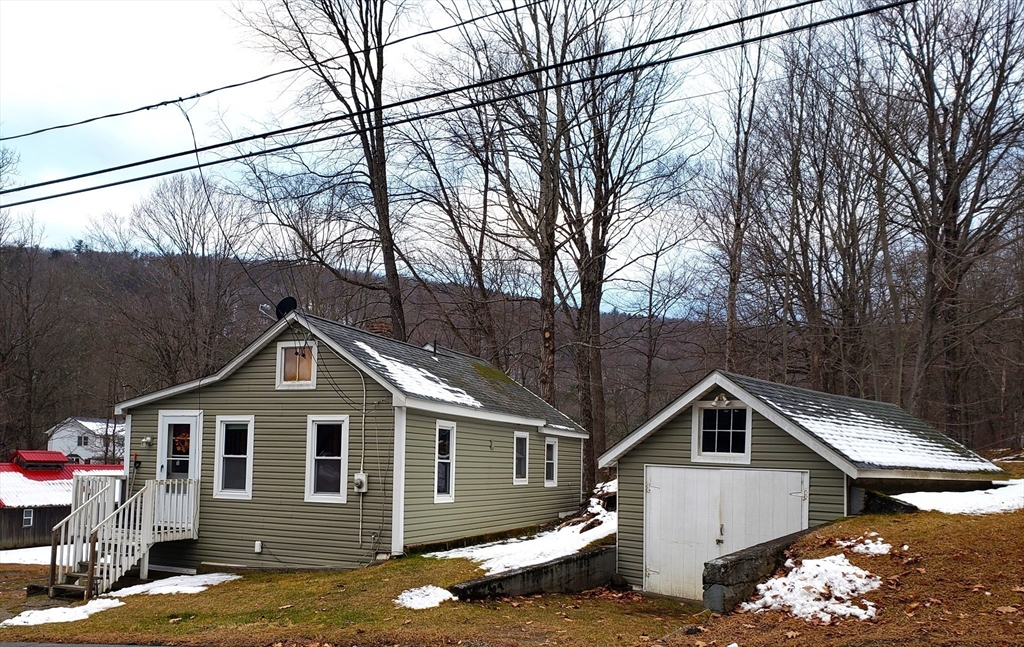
[391,406,407,555]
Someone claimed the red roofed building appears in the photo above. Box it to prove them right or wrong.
[1,450,123,550]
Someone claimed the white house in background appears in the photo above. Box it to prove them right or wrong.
[45,417,125,464]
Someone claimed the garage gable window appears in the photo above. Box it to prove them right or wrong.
[690,396,752,464]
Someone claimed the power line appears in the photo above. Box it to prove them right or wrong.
[0,0,543,143]
[1,0,830,198]
[0,0,915,210]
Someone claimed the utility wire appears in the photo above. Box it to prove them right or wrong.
[0,0,543,143]
[1,0,830,197]
[0,0,914,210]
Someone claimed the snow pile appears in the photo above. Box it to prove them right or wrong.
[742,555,881,623]
[0,599,124,627]
[106,573,240,597]
[893,479,1024,515]
[837,533,892,556]
[0,573,238,628]
[355,341,482,407]
[430,485,616,574]
[594,479,617,495]
[394,585,457,609]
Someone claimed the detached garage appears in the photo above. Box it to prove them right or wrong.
[599,370,1006,602]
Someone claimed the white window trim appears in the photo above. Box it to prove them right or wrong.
[213,415,255,500]
[434,420,455,504]
[513,430,529,485]
[544,437,558,487]
[23,508,33,527]
[690,399,753,465]
[275,340,318,390]
[304,415,349,503]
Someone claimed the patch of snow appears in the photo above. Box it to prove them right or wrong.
[759,396,1000,473]
[0,598,124,627]
[430,494,616,574]
[0,573,239,628]
[594,479,617,494]
[355,341,482,408]
[893,479,1024,515]
[837,536,891,555]
[742,554,880,623]
[394,585,457,609]
[106,573,240,597]
[0,545,67,565]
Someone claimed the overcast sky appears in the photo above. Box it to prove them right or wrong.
[0,0,295,247]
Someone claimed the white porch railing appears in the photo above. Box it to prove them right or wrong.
[50,478,200,598]
[49,481,118,593]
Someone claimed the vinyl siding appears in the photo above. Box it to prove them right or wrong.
[403,409,583,547]
[616,393,846,586]
[125,329,395,571]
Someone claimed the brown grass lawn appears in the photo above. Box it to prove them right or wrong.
[2,461,1020,647]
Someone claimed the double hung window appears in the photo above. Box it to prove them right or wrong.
[513,431,529,485]
[305,416,349,503]
[214,416,254,499]
[544,438,557,486]
[434,422,455,503]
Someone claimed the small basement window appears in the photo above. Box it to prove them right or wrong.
[305,415,349,503]
[544,437,557,487]
[513,431,529,485]
[434,422,455,503]
[276,340,317,389]
[691,396,752,464]
[214,416,255,500]
[23,508,34,527]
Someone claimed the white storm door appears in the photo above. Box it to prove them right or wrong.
[644,466,722,600]
[156,411,202,527]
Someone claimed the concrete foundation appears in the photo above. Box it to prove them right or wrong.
[449,546,616,600]
[702,527,815,613]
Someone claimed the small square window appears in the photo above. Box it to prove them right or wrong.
[692,398,751,464]
[78,436,89,446]
[23,508,34,527]
[276,341,317,389]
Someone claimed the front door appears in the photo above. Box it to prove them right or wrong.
[643,466,808,600]
[156,411,202,527]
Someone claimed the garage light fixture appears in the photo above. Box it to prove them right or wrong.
[713,393,731,407]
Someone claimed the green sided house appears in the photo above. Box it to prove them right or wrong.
[598,370,1006,602]
[51,310,586,596]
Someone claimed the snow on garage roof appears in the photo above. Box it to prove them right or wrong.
[599,370,1004,479]
[0,462,123,508]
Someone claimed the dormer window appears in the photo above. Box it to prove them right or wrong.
[276,341,317,389]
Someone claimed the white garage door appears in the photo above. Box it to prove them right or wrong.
[643,466,808,600]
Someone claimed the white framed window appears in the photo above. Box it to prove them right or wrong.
[544,438,558,486]
[213,415,255,500]
[513,431,529,485]
[434,421,455,503]
[276,340,317,390]
[690,397,752,465]
[305,415,349,503]
[23,508,34,527]
[77,435,89,446]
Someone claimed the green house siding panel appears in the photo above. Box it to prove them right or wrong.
[616,407,846,586]
[128,330,395,571]
[403,410,583,547]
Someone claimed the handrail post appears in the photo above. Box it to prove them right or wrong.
[48,530,58,593]
[85,532,98,600]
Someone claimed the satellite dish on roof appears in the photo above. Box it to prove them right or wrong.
[275,296,298,320]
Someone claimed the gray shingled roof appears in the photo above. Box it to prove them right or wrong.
[304,314,584,433]
[722,371,1002,475]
